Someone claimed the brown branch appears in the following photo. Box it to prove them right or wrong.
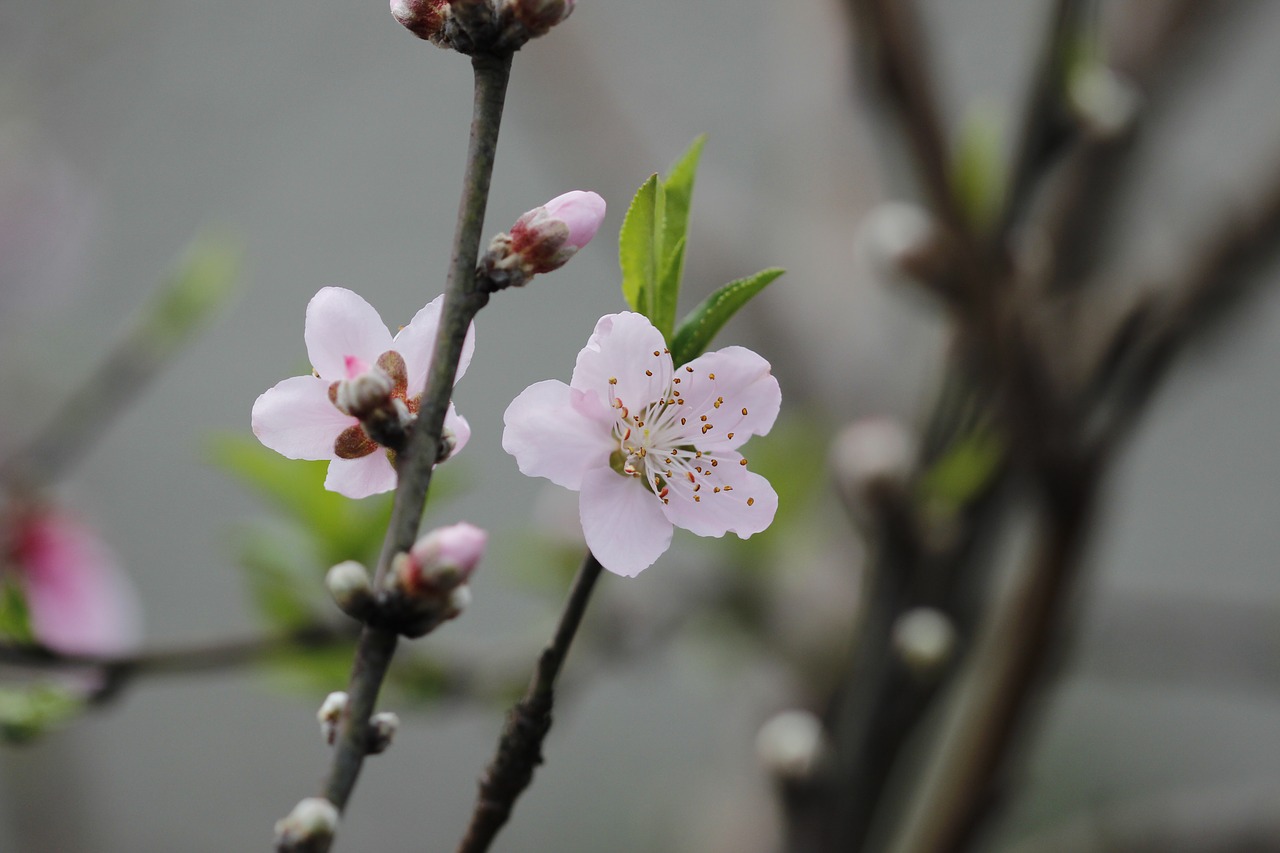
[454,551,605,853]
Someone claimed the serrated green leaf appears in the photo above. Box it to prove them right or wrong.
[919,429,1003,511]
[660,135,705,266]
[619,174,661,319]
[0,683,84,744]
[670,268,784,365]
[657,236,687,332]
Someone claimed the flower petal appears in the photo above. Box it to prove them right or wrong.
[503,380,613,489]
[571,313,673,416]
[579,468,673,577]
[18,513,142,656]
[660,453,778,539]
[394,294,477,395]
[252,375,356,460]
[324,454,398,499]
[672,346,781,450]
[305,287,394,380]
[443,403,471,460]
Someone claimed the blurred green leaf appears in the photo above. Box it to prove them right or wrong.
[140,234,242,355]
[919,429,1003,511]
[0,581,33,644]
[207,434,393,567]
[0,683,83,744]
[952,102,1005,231]
[670,268,784,365]
[236,529,322,630]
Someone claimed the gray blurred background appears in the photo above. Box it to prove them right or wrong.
[1,1,1279,850]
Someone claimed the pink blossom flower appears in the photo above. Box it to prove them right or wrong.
[7,509,142,656]
[251,287,474,499]
[502,312,780,576]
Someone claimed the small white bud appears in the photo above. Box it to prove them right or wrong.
[367,711,400,755]
[333,367,395,418]
[755,710,826,782]
[317,691,349,746]
[274,797,338,853]
[1068,65,1141,140]
[325,561,376,621]
[854,201,943,287]
[892,607,957,677]
[831,418,915,519]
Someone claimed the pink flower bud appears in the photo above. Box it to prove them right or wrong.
[481,191,606,288]
[507,0,574,36]
[409,521,487,582]
[542,190,605,251]
[391,0,449,42]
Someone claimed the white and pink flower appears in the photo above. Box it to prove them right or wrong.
[503,312,780,577]
[252,287,474,499]
[7,509,142,656]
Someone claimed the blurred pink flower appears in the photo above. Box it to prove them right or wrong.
[251,287,474,499]
[8,509,141,656]
[503,312,780,577]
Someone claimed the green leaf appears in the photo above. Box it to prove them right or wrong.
[0,683,84,744]
[236,529,322,630]
[656,135,706,327]
[670,267,784,365]
[140,234,242,356]
[0,581,33,644]
[619,174,662,321]
[919,429,1003,511]
[951,101,1006,231]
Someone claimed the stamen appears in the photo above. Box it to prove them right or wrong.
[680,418,686,425]
[747,498,755,506]
[645,369,653,376]
[726,432,735,439]
[713,487,721,493]
[673,378,681,384]
[710,460,718,467]
[686,472,696,483]
[741,407,749,416]
[694,495,701,502]
[652,350,661,357]
[685,366,694,373]
[739,459,748,466]
[709,372,716,380]
[693,484,701,492]
[699,415,708,422]
[723,485,733,491]
[609,377,617,385]
[658,487,669,499]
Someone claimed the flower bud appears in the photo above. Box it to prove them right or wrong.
[274,797,339,853]
[1067,65,1140,141]
[506,0,574,37]
[480,190,606,289]
[755,710,826,782]
[332,356,395,419]
[892,607,956,678]
[391,0,450,43]
[325,561,376,622]
[317,691,349,746]
[367,711,400,755]
[408,522,488,582]
[854,201,951,289]
[381,522,487,637]
[831,417,914,520]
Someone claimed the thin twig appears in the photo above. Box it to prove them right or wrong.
[455,550,605,853]
[308,50,513,842]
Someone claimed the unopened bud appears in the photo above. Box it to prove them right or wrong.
[316,691,349,745]
[481,190,606,289]
[367,711,400,755]
[854,201,950,288]
[505,0,574,37]
[892,607,956,677]
[274,797,339,853]
[755,710,826,782]
[331,356,396,419]
[391,0,451,43]
[436,426,458,464]
[1067,65,1140,141]
[326,561,376,622]
[382,522,487,637]
[831,418,914,519]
